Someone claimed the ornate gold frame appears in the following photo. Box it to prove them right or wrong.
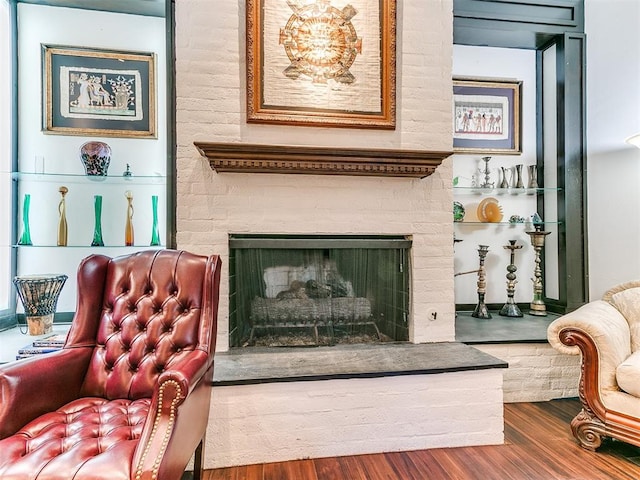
[453,78,522,154]
[43,45,156,138]
[246,0,396,129]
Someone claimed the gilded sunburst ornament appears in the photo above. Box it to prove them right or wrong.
[279,0,362,84]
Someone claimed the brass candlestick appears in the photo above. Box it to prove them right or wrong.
[472,245,491,319]
[499,240,523,317]
[57,186,68,246]
[526,227,551,316]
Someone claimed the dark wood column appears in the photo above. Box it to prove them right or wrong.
[550,33,588,312]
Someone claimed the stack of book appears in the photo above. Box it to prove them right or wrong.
[16,333,67,360]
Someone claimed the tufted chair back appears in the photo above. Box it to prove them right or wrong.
[79,250,216,400]
[603,281,640,353]
[0,249,221,480]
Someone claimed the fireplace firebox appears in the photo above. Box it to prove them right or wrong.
[229,235,411,347]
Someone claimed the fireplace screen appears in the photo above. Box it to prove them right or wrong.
[229,235,410,347]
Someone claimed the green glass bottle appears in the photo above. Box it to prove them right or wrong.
[150,195,161,246]
[91,195,104,247]
[18,193,33,246]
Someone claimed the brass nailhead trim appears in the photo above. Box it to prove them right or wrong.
[134,379,182,480]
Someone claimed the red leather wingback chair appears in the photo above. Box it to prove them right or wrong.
[0,250,221,480]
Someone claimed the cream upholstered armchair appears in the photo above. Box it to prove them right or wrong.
[548,281,640,450]
[0,250,221,479]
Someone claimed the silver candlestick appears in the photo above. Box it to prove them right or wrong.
[499,240,523,317]
[480,157,494,189]
[472,245,491,319]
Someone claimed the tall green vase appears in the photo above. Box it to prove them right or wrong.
[150,195,161,246]
[18,193,32,246]
[91,195,104,247]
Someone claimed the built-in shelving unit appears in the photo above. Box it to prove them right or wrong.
[12,169,167,313]
[453,0,587,315]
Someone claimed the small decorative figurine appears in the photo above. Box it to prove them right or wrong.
[123,163,133,180]
[125,190,134,246]
[57,186,68,246]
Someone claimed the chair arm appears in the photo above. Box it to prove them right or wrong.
[548,300,631,395]
[133,350,211,480]
[0,347,93,439]
[158,350,211,401]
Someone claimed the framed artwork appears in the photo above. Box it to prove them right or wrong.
[246,0,397,129]
[453,78,522,154]
[43,45,156,138]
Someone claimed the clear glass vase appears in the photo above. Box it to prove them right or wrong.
[91,195,104,247]
[150,195,161,246]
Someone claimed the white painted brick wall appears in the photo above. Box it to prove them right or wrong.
[174,0,513,470]
[206,370,504,469]
[475,344,581,402]
[175,0,456,351]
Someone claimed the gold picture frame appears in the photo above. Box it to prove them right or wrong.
[246,0,396,129]
[43,45,156,138]
[453,78,522,154]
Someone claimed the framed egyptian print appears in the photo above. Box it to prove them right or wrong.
[246,0,397,129]
[453,78,522,154]
[42,45,156,138]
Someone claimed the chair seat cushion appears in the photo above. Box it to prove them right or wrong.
[617,351,640,398]
[0,397,150,480]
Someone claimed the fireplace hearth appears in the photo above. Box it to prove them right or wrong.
[229,235,411,348]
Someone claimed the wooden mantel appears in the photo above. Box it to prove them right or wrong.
[194,142,452,178]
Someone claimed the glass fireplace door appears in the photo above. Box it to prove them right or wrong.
[229,235,410,348]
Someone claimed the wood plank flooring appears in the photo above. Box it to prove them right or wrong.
[202,399,640,480]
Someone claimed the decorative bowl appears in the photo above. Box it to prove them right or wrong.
[477,197,503,223]
[453,201,465,222]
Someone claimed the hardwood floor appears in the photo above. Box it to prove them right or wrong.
[202,399,640,480]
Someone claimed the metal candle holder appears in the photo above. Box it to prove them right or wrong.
[526,227,552,316]
[499,240,523,317]
[472,245,491,319]
[480,156,494,189]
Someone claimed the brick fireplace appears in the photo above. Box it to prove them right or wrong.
[174,0,510,470]
[181,145,458,351]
